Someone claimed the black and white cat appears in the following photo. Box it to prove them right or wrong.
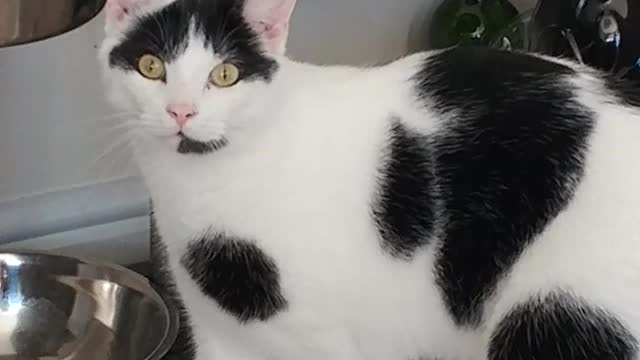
[99,0,640,359]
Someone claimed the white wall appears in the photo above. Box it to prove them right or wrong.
[0,0,440,261]
[0,12,133,204]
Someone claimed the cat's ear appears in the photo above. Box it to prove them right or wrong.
[243,0,297,55]
[104,0,152,33]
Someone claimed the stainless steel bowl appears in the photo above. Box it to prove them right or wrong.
[0,252,178,360]
[0,0,106,47]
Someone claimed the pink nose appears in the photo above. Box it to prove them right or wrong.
[166,103,197,127]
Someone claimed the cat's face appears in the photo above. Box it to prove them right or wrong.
[99,0,296,154]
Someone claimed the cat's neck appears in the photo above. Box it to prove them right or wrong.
[273,55,370,86]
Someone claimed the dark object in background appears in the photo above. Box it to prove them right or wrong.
[430,0,640,85]
[429,0,521,49]
[492,0,640,84]
[0,0,105,48]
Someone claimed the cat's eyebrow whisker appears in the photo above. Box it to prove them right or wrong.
[152,13,167,48]
[217,23,242,54]
[138,29,164,54]
[214,12,231,49]
[131,13,165,51]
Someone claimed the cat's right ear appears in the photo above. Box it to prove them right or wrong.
[104,0,151,33]
[243,0,297,54]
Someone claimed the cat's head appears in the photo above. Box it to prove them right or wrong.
[99,0,296,154]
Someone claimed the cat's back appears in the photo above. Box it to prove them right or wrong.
[398,46,640,332]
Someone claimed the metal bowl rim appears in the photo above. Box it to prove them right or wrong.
[0,0,107,49]
[0,251,179,360]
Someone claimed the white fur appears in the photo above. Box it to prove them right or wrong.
[99,2,640,359]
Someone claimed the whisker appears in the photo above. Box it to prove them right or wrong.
[217,23,242,55]
[96,147,135,178]
[88,129,154,176]
[93,112,143,126]
[153,13,168,48]
[92,132,134,168]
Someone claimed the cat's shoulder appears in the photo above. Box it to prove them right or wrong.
[413,46,576,97]
[411,46,640,110]
[420,46,576,76]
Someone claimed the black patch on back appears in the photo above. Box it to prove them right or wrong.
[605,74,640,108]
[373,121,436,258]
[489,292,638,360]
[415,47,594,326]
[109,0,277,82]
[149,208,197,360]
[181,234,287,323]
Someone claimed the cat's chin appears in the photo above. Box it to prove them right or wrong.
[176,132,228,155]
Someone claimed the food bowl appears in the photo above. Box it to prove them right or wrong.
[0,252,178,359]
[0,0,106,47]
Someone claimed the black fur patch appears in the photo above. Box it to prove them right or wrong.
[415,47,594,326]
[605,75,640,108]
[177,133,228,155]
[109,0,277,82]
[181,234,287,323]
[373,121,435,258]
[489,293,638,360]
[149,209,197,360]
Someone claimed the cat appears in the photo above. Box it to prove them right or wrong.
[98,0,640,359]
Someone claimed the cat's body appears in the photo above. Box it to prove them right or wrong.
[100,0,640,359]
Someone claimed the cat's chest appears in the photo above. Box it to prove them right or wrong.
[149,155,381,276]
[151,177,446,359]
[148,132,384,248]
[150,165,400,328]
[155,172,364,236]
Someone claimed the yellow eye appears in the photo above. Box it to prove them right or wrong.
[137,54,165,80]
[209,63,240,88]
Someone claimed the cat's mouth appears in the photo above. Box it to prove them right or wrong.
[176,131,228,155]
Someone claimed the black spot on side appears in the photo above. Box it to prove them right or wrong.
[149,208,197,360]
[373,121,435,258]
[489,292,638,360]
[109,0,277,82]
[415,47,594,326]
[181,234,287,323]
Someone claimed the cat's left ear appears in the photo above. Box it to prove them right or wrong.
[104,0,155,33]
[243,0,297,55]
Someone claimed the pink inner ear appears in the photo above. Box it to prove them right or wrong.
[245,0,296,29]
[256,21,285,40]
[105,0,150,23]
[106,0,128,22]
[244,0,296,51]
